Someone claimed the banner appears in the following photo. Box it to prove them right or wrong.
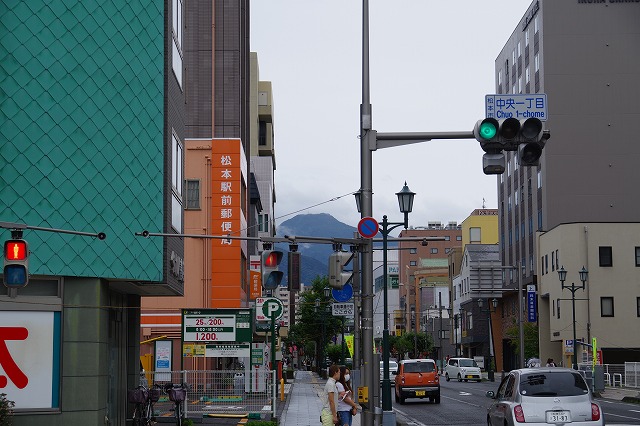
[344,335,354,357]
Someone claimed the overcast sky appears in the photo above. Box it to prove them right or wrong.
[250,0,533,230]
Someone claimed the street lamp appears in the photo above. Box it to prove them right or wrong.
[557,266,588,369]
[477,298,498,381]
[380,182,415,412]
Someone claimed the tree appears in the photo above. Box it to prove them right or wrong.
[391,332,433,360]
[504,319,539,361]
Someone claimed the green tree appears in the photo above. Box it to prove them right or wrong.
[504,319,539,361]
[391,332,433,359]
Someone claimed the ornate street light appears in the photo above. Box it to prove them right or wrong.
[557,266,588,369]
[380,182,416,412]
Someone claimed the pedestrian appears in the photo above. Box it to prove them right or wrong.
[336,366,361,426]
[320,364,340,426]
[546,358,556,367]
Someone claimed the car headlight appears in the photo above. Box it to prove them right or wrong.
[460,368,466,373]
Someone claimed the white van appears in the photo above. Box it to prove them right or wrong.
[444,357,482,382]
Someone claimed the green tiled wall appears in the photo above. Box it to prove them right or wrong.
[1,1,165,281]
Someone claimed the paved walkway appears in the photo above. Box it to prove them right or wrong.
[280,370,361,426]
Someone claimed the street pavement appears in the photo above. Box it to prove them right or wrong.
[278,370,638,426]
[280,370,361,426]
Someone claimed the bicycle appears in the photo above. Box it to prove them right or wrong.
[165,382,189,426]
[128,385,151,426]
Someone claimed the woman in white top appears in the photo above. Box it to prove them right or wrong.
[336,366,361,426]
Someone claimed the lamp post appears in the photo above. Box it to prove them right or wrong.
[477,298,498,381]
[453,313,459,356]
[316,286,332,373]
[380,182,415,412]
[557,266,588,369]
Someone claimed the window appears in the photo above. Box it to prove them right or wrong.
[534,15,539,33]
[537,170,542,188]
[534,53,540,72]
[599,246,613,267]
[185,179,200,209]
[498,70,502,86]
[171,131,183,232]
[541,257,544,275]
[508,195,512,212]
[525,30,529,47]
[258,214,269,233]
[551,251,555,271]
[515,190,518,206]
[635,247,640,266]
[410,261,417,266]
[515,226,519,242]
[509,230,512,246]
[456,236,462,241]
[172,0,183,87]
[512,50,516,66]
[525,67,530,84]
[444,236,450,241]
[470,227,481,243]
[600,297,614,317]
[545,254,548,274]
[555,250,559,269]
[410,248,417,254]
[430,248,438,254]
[518,76,522,93]
[517,42,521,57]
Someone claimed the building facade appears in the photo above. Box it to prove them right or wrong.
[0,1,185,424]
[496,0,640,368]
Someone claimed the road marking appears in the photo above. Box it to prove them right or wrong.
[604,412,640,421]
[393,408,428,426]
[459,391,472,396]
[441,394,482,408]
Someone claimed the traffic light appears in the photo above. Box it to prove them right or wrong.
[3,239,29,287]
[261,250,284,290]
[474,117,548,172]
[328,251,353,289]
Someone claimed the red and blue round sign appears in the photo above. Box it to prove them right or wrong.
[357,216,379,239]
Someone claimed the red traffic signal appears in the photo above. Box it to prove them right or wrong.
[3,239,29,287]
[4,240,27,261]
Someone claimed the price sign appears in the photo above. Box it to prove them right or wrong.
[182,309,252,343]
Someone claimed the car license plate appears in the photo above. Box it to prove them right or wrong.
[466,375,474,378]
[415,391,425,396]
[546,410,570,423]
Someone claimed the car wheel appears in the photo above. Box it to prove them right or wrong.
[477,379,482,383]
[457,373,462,382]
[435,395,440,404]
[399,392,405,405]
[445,373,450,382]
[429,396,434,403]
[394,389,399,403]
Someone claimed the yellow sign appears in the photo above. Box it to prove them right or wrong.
[592,337,597,369]
[195,344,206,356]
[357,386,368,403]
[345,335,354,357]
[183,343,194,357]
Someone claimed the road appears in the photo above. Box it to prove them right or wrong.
[392,378,640,425]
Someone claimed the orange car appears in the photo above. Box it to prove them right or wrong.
[394,358,440,404]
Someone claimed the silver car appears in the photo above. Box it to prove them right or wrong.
[486,368,603,425]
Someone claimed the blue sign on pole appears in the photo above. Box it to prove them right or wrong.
[358,217,379,239]
[332,283,353,303]
[527,285,537,322]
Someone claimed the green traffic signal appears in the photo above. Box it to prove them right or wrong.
[479,121,497,140]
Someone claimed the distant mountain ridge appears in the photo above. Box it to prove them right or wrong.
[275,213,356,286]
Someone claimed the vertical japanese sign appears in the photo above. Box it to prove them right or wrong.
[0,311,61,409]
[249,255,261,299]
[211,139,247,307]
[527,285,537,322]
[154,340,172,382]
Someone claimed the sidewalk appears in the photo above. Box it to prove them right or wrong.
[280,370,361,426]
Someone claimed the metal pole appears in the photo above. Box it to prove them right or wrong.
[353,250,361,369]
[342,317,346,365]
[438,293,443,370]
[518,266,525,369]
[571,287,577,369]
[360,0,376,424]
[381,216,391,411]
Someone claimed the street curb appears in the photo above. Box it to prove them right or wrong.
[621,396,640,404]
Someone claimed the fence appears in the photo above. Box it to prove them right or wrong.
[140,369,276,420]
[576,363,640,388]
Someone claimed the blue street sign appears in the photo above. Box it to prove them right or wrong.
[485,93,548,121]
[358,217,379,239]
[527,285,537,322]
[332,283,353,303]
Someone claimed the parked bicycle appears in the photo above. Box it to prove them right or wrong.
[128,385,150,426]
[128,384,161,426]
[165,382,189,426]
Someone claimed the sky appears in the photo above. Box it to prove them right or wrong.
[250,0,534,230]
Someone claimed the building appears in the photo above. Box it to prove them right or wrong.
[398,221,462,345]
[0,0,185,424]
[495,0,640,368]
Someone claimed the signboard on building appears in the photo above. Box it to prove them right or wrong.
[182,309,252,343]
[527,285,537,322]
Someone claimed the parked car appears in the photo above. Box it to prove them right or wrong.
[379,360,398,385]
[394,358,440,404]
[486,368,603,426]
[445,357,482,382]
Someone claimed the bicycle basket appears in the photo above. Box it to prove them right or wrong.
[168,388,186,402]
[127,387,148,404]
[148,387,161,403]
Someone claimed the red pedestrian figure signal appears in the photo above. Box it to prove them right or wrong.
[3,239,29,287]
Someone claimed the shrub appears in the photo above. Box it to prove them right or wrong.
[246,421,277,426]
[0,393,15,426]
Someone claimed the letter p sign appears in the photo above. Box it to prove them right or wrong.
[261,298,284,321]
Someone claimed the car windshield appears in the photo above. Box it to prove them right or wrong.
[519,371,589,397]
[458,359,478,367]
[403,362,435,373]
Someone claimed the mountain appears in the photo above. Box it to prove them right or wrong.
[275,213,356,286]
